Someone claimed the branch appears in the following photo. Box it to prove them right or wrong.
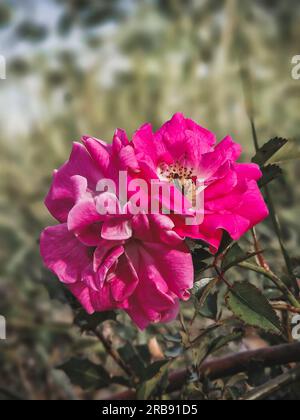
[106,342,300,400]
[249,118,299,295]
[241,365,300,400]
[93,329,133,378]
[272,302,300,315]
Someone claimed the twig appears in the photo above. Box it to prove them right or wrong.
[264,186,299,295]
[106,342,300,400]
[271,302,300,315]
[93,329,133,378]
[249,118,299,295]
[251,227,270,271]
[241,365,300,400]
[214,265,233,289]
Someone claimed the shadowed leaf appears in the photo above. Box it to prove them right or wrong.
[222,243,261,272]
[59,358,111,390]
[258,164,283,188]
[137,360,170,400]
[252,137,288,166]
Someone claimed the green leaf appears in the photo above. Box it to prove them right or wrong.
[208,332,244,354]
[165,345,183,358]
[59,358,110,391]
[137,361,170,400]
[117,342,147,378]
[198,277,219,308]
[191,278,215,300]
[216,232,234,256]
[252,137,288,166]
[191,247,212,272]
[263,288,283,300]
[258,164,283,188]
[136,344,151,365]
[267,138,300,164]
[221,244,260,272]
[74,310,116,331]
[163,333,182,344]
[198,293,218,320]
[225,282,282,335]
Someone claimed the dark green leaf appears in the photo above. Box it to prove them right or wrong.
[252,137,288,166]
[258,164,283,188]
[198,277,219,308]
[118,343,146,378]
[192,278,216,300]
[165,345,183,358]
[59,358,110,390]
[216,232,234,256]
[267,138,300,164]
[225,282,282,335]
[263,288,283,300]
[74,310,116,331]
[163,333,182,344]
[136,344,151,365]
[198,293,218,320]
[137,361,170,400]
[192,247,212,272]
[221,243,260,272]
[208,332,243,354]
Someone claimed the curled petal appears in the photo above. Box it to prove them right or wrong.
[40,224,91,284]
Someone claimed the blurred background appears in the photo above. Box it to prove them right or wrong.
[0,0,300,400]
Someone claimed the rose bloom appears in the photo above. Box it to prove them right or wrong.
[133,113,269,253]
[41,114,269,329]
[41,129,193,329]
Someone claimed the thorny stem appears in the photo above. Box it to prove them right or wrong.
[249,118,299,295]
[239,261,300,309]
[214,265,233,289]
[179,311,188,336]
[241,365,300,401]
[264,185,299,295]
[271,302,300,315]
[93,328,133,378]
[107,342,300,400]
[251,227,270,271]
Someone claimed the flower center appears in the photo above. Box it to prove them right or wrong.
[158,162,197,206]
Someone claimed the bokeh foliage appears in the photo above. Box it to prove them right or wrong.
[1,0,300,400]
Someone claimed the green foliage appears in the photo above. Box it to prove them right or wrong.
[59,358,111,391]
[268,139,300,164]
[258,164,283,188]
[221,243,260,272]
[252,137,288,166]
[226,283,283,336]
[16,22,48,42]
[137,361,170,400]
[1,0,300,402]
[74,310,117,332]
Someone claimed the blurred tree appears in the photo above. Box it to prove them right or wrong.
[16,21,48,42]
[0,3,12,28]
[55,0,124,35]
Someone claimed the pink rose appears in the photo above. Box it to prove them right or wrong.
[40,130,193,329]
[132,113,269,253]
[41,114,269,329]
